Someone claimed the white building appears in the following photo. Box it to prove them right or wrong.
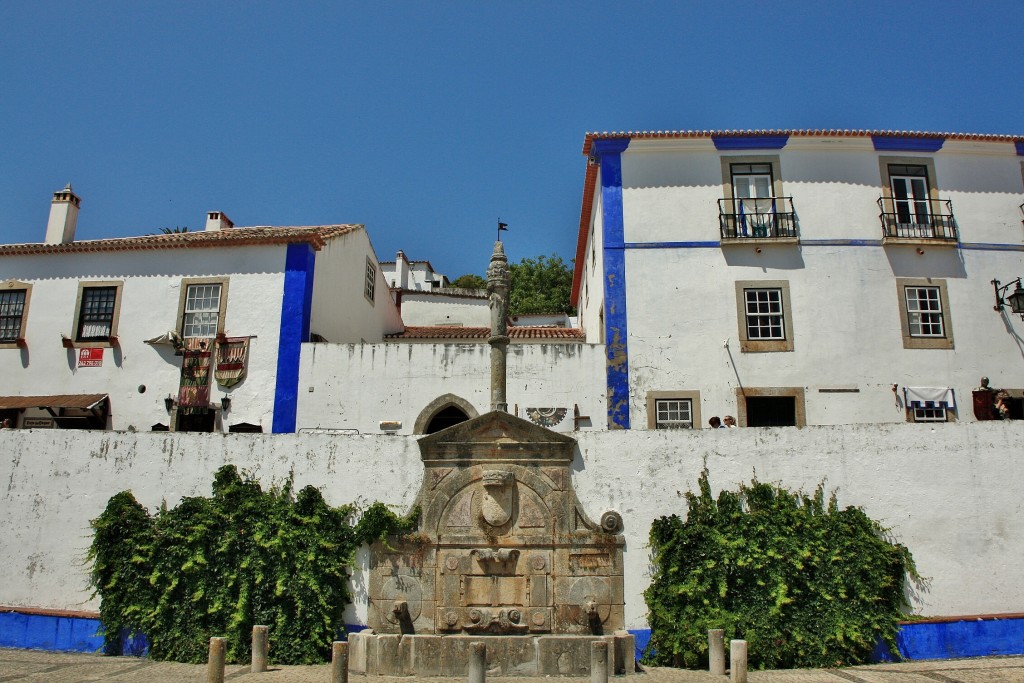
[572,129,1024,429]
[0,187,402,433]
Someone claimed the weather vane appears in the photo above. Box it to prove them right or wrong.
[497,219,508,241]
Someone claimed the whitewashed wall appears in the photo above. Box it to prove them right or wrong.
[607,137,1024,428]
[310,230,404,343]
[295,342,607,434]
[398,292,489,327]
[0,246,289,432]
[1,421,1022,630]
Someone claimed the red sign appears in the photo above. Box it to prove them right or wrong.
[78,347,104,367]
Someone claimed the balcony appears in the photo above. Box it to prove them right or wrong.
[877,197,959,244]
[718,197,798,242]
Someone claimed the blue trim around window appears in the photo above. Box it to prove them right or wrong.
[872,136,945,152]
[712,135,789,150]
[592,137,631,430]
[272,243,316,434]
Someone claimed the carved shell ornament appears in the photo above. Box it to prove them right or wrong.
[526,407,567,427]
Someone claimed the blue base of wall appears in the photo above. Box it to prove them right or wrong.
[629,616,1024,664]
[4,612,1024,663]
[0,612,104,653]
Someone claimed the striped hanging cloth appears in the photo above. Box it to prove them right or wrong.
[215,336,250,388]
[178,337,212,414]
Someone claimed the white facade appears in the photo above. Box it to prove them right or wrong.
[380,251,449,291]
[396,289,490,327]
[295,340,606,434]
[0,192,403,433]
[574,131,1024,430]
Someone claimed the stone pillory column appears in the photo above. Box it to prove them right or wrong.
[487,240,511,412]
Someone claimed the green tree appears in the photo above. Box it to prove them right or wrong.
[508,254,575,315]
[450,273,487,290]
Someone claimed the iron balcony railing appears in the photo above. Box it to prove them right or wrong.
[718,196,797,239]
[877,197,959,241]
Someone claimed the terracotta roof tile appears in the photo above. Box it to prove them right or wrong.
[0,393,108,410]
[386,326,585,340]
[0,225,360,256]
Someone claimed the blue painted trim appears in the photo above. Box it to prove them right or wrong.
[897,617,1024,659]
[0,612,104,653]
[1016,141,1024,156]
[591,137,630,157]
[623,241,721,249]
[959,242,1024,252]
[800,238,882,247]
[598,143,631,430]
[713,135,789,150]
[872,135,945,152]
[272,243,316,434]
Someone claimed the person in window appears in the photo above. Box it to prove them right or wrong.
[723,415,738,428]
[995,391,1011,420]
[708,416,723,429]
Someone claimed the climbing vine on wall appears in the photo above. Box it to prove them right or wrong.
[644,469,917,670]
[88,465,418,664]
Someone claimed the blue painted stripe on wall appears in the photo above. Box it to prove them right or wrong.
[712,135,789,150]
[272,243,316,434]
[593,139,631,430]
[960,242,1024,252]
[1015,140,1024,156]
[0,612,104,653]
[872,136,945,152]
[897,617,1024,659]
[623,241,720,249]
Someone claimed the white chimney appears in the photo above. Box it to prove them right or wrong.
[205,211,234,232]
[44,184,81,244]
[395,250,410,289]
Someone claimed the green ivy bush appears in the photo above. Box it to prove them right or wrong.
[644,469,916,670]
[88,464,418,664]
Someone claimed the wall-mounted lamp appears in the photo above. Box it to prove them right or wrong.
[164,396,175,412]
[221,397,231,411]
[992,277,1024,320]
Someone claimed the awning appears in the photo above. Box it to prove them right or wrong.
[904,387,955,409]
[0,394,108,411]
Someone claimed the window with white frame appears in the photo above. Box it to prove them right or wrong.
[0,289,27,343]
[655,398,693,429]
[896,278,953,350]
[364,258,376,303]
[744,288,785,340]
[888,164,930,228]
[904,387,955,423]
[182,283,222,338]
[735,280,793,352]
[904,286,944,337]
[912,405,947,422]
[646,390,701,430]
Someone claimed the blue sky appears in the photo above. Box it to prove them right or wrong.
[1,1,1022,278]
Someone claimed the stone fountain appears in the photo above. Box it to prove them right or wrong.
[349,241,633,677]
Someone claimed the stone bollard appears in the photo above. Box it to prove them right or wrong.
[251,625,268,673]
[468,641,486,683]
[708,629,725,675]
[730,639,748,683]
[331,641,348,683]
[591,640,609,683]
[207,637,226,683]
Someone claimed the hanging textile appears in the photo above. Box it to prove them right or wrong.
[903,386,955,409]
[178,337,212,414]
[215,336,250,388]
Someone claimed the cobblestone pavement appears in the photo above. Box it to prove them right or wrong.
[2,649,1024,682]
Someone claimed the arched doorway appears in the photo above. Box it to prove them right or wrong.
[414,393,479,435]
[425,405,469,434]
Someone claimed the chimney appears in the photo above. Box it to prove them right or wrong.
[205,211,234,232]
[395,250,410,289]
[44,184,81,244]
